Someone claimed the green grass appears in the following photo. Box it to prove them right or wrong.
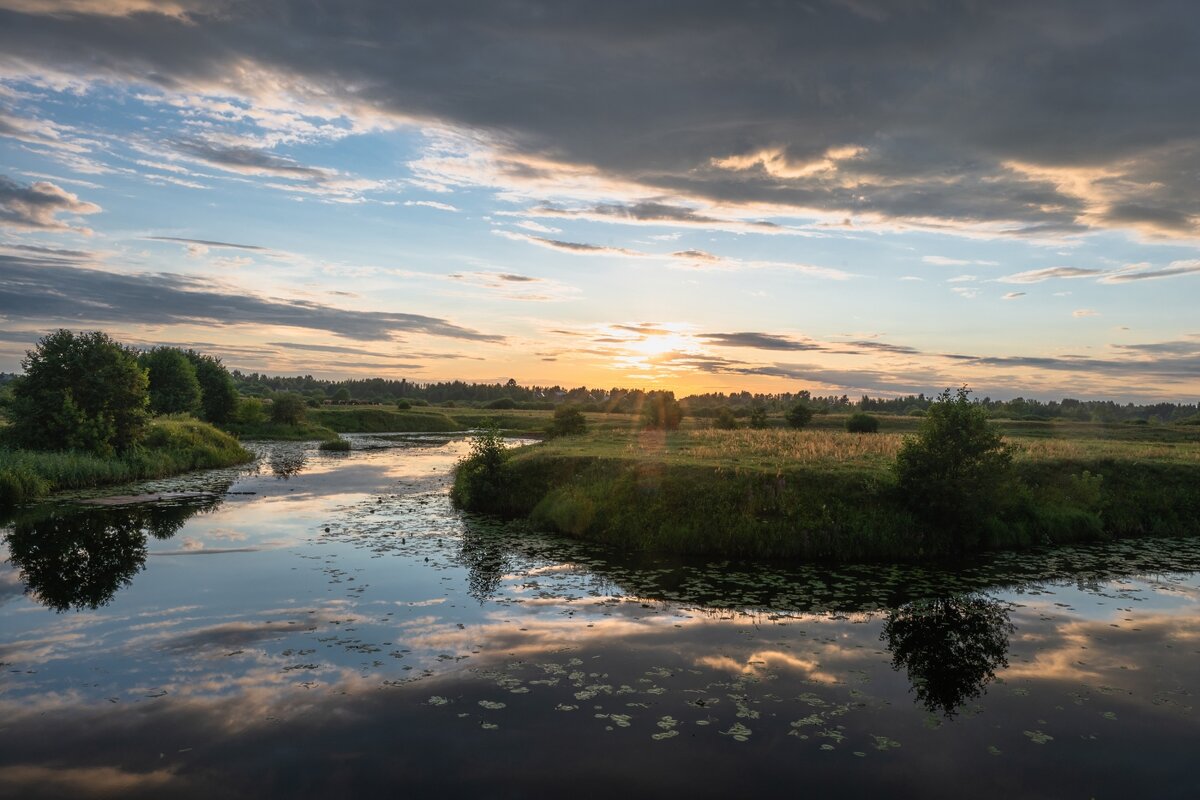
[318,437,352,451]
[453,426,1200,561]
[309,406,462,433]
[221,420,339,441]
[0,417,253,506]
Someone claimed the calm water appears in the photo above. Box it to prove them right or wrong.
[2,435,1199,799]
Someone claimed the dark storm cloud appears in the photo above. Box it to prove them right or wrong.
[0,174,100,230]
[700,332,825,351]
[3,2,1199,234]
[0,255,502,342]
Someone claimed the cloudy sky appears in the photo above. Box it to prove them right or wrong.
[1,0,1198,400]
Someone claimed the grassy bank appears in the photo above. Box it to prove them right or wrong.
[222,420,340,441]
[452,428,1200,560]
[0,417,254,506]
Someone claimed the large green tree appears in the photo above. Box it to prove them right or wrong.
[7,330,149,455]
[184,350,238,423]
[140,347,202,416]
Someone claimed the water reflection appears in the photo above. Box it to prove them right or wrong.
[882,594,1014,717]
[268,449,307,479]
[3,496,222,612]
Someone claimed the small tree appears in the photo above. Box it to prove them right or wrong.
[140,347,202,416]
[8,330,149,455]
[546,404,586,438]
[714,407,739,430]
[271,393,307,425]
[894,387,1015,552]
[846,412,880,433]
[641,391,683,430]
[786,402,814,429]
[450,425,509,510]
[748,406,769,429]
[185,351,238,423]
[333,387,352,403]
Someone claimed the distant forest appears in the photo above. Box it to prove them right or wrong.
[1,370,1196,423]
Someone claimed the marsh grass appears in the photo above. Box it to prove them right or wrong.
[0,417,253,505]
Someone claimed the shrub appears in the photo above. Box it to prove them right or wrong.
[235,397,267,424]
[641,391,683,430]
[546,404,586,438]
[319,438,351,452]
[271,393,308,425]
[846,412,880,433]
[184,351,238,423]
[894,387,1015,553]
[7,330,150,456]
[396,400,412,410]
[487,397,517,410]
[786,402,814,429]
[748,406,769,429]
[140,347,202,416]
[714,407,739,430]
[450,426,508,509]
[333,388,352,403]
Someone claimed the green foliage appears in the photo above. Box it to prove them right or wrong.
[333,387,352,402]
[846,413,880,433]
[396,399,412,410]
[546,404,587,438]
[140,347,202,416]
[748,406,769,429]
[487,397,517,410]
[450,426,510,509]
[271,393,308,425]
[786,402,814,429]
[894,387,1015,552]
[641,391,683,430]
[318,438,351,452]
[8,330,150,456]
[234,397,267,424]
[714,407,739,430]
[309,407,460,433]
[184,350,238,423]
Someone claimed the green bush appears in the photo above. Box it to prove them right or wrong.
[7,330,150,456]
[894,387,1015,553]
[786,402,814,429]
[450,426,509,509]
[846,413,880,433]
[235,397,267,424]
[140,347,201,416]
[641,391,683,430]
[271,393,307,425]
[396,400,412,410]
[748,407,769,429]
[546,405,586,438]
[714,407,739,430]
[487,397,517,410]
[319,438,351,452]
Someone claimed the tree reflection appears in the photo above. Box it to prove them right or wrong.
[3,497,220,612]
[457,517,512,604]
[269,450,307,479]
[882,593,1014,717]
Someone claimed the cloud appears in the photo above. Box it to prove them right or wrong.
[0,174,100,231]
[1002,292,1026,300]
[1072,309,1099,317]
[171,139,333,181]
[403,200,458,212]
[147,236,267,251]
[446,270,577,302]
[923,256,999,267]
[6,2,1200,237]
[700,332,824,351]
[1097,260,1200,284]
[0,255,502,342]
[997,266,1105,284]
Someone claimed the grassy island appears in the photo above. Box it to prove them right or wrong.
[452,416,1200,561]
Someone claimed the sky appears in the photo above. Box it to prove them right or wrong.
[0,0,1198,401]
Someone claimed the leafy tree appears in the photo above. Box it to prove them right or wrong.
[546,404,586,438]
[641,391,683,430]
[396,399,412,410]
[714,407,739,430]
[894,386,1015,552]
[271,392,307,425]
[140,347,201,416]
[748,406,769,429]
[235,397,267,424]
[184,351,238,423]
[7,330,149,455]
[451,425,509,510]
[786,402,814,429]
[333,387,352,403]
[846,412,880,433]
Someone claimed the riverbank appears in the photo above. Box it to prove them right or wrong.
[452,428,1200,560]
[0,417,253,505]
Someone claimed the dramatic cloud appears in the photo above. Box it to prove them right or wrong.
[0,255,501,342]
[0,174,100,231]
[3,1,1199,236]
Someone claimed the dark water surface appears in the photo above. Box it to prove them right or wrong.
[2,436,1199,799]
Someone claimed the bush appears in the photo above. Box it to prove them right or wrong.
[450,426,508,509]
[641,391,683,430]
[184,351,238,423]
[396,400,412,410]
[748,407,769,429]
[271,393,307,425]
[846,412,880,433]
[7,330,150,456]
[235,397,267,424]
[786,402,814,429]
[714,407,739,430]
[319,438,351,452]
[140,347,202,416]
[546,404,586,438]
[487,397,517,410]
[894,387,1015,553]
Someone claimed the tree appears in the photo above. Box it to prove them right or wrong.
[546,404,586,437]
[450,425,509,510]
[714,407,739,430]
[333,387,352,403]
[748,406,769,429]
[184,351,238,423]
[7,330,149,455]
[271,392,307,425]
[846,412,879,433]
[786,402,814,429]
[641,391,683,430]
[894,386,1015,552]
[140,347,202,416]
